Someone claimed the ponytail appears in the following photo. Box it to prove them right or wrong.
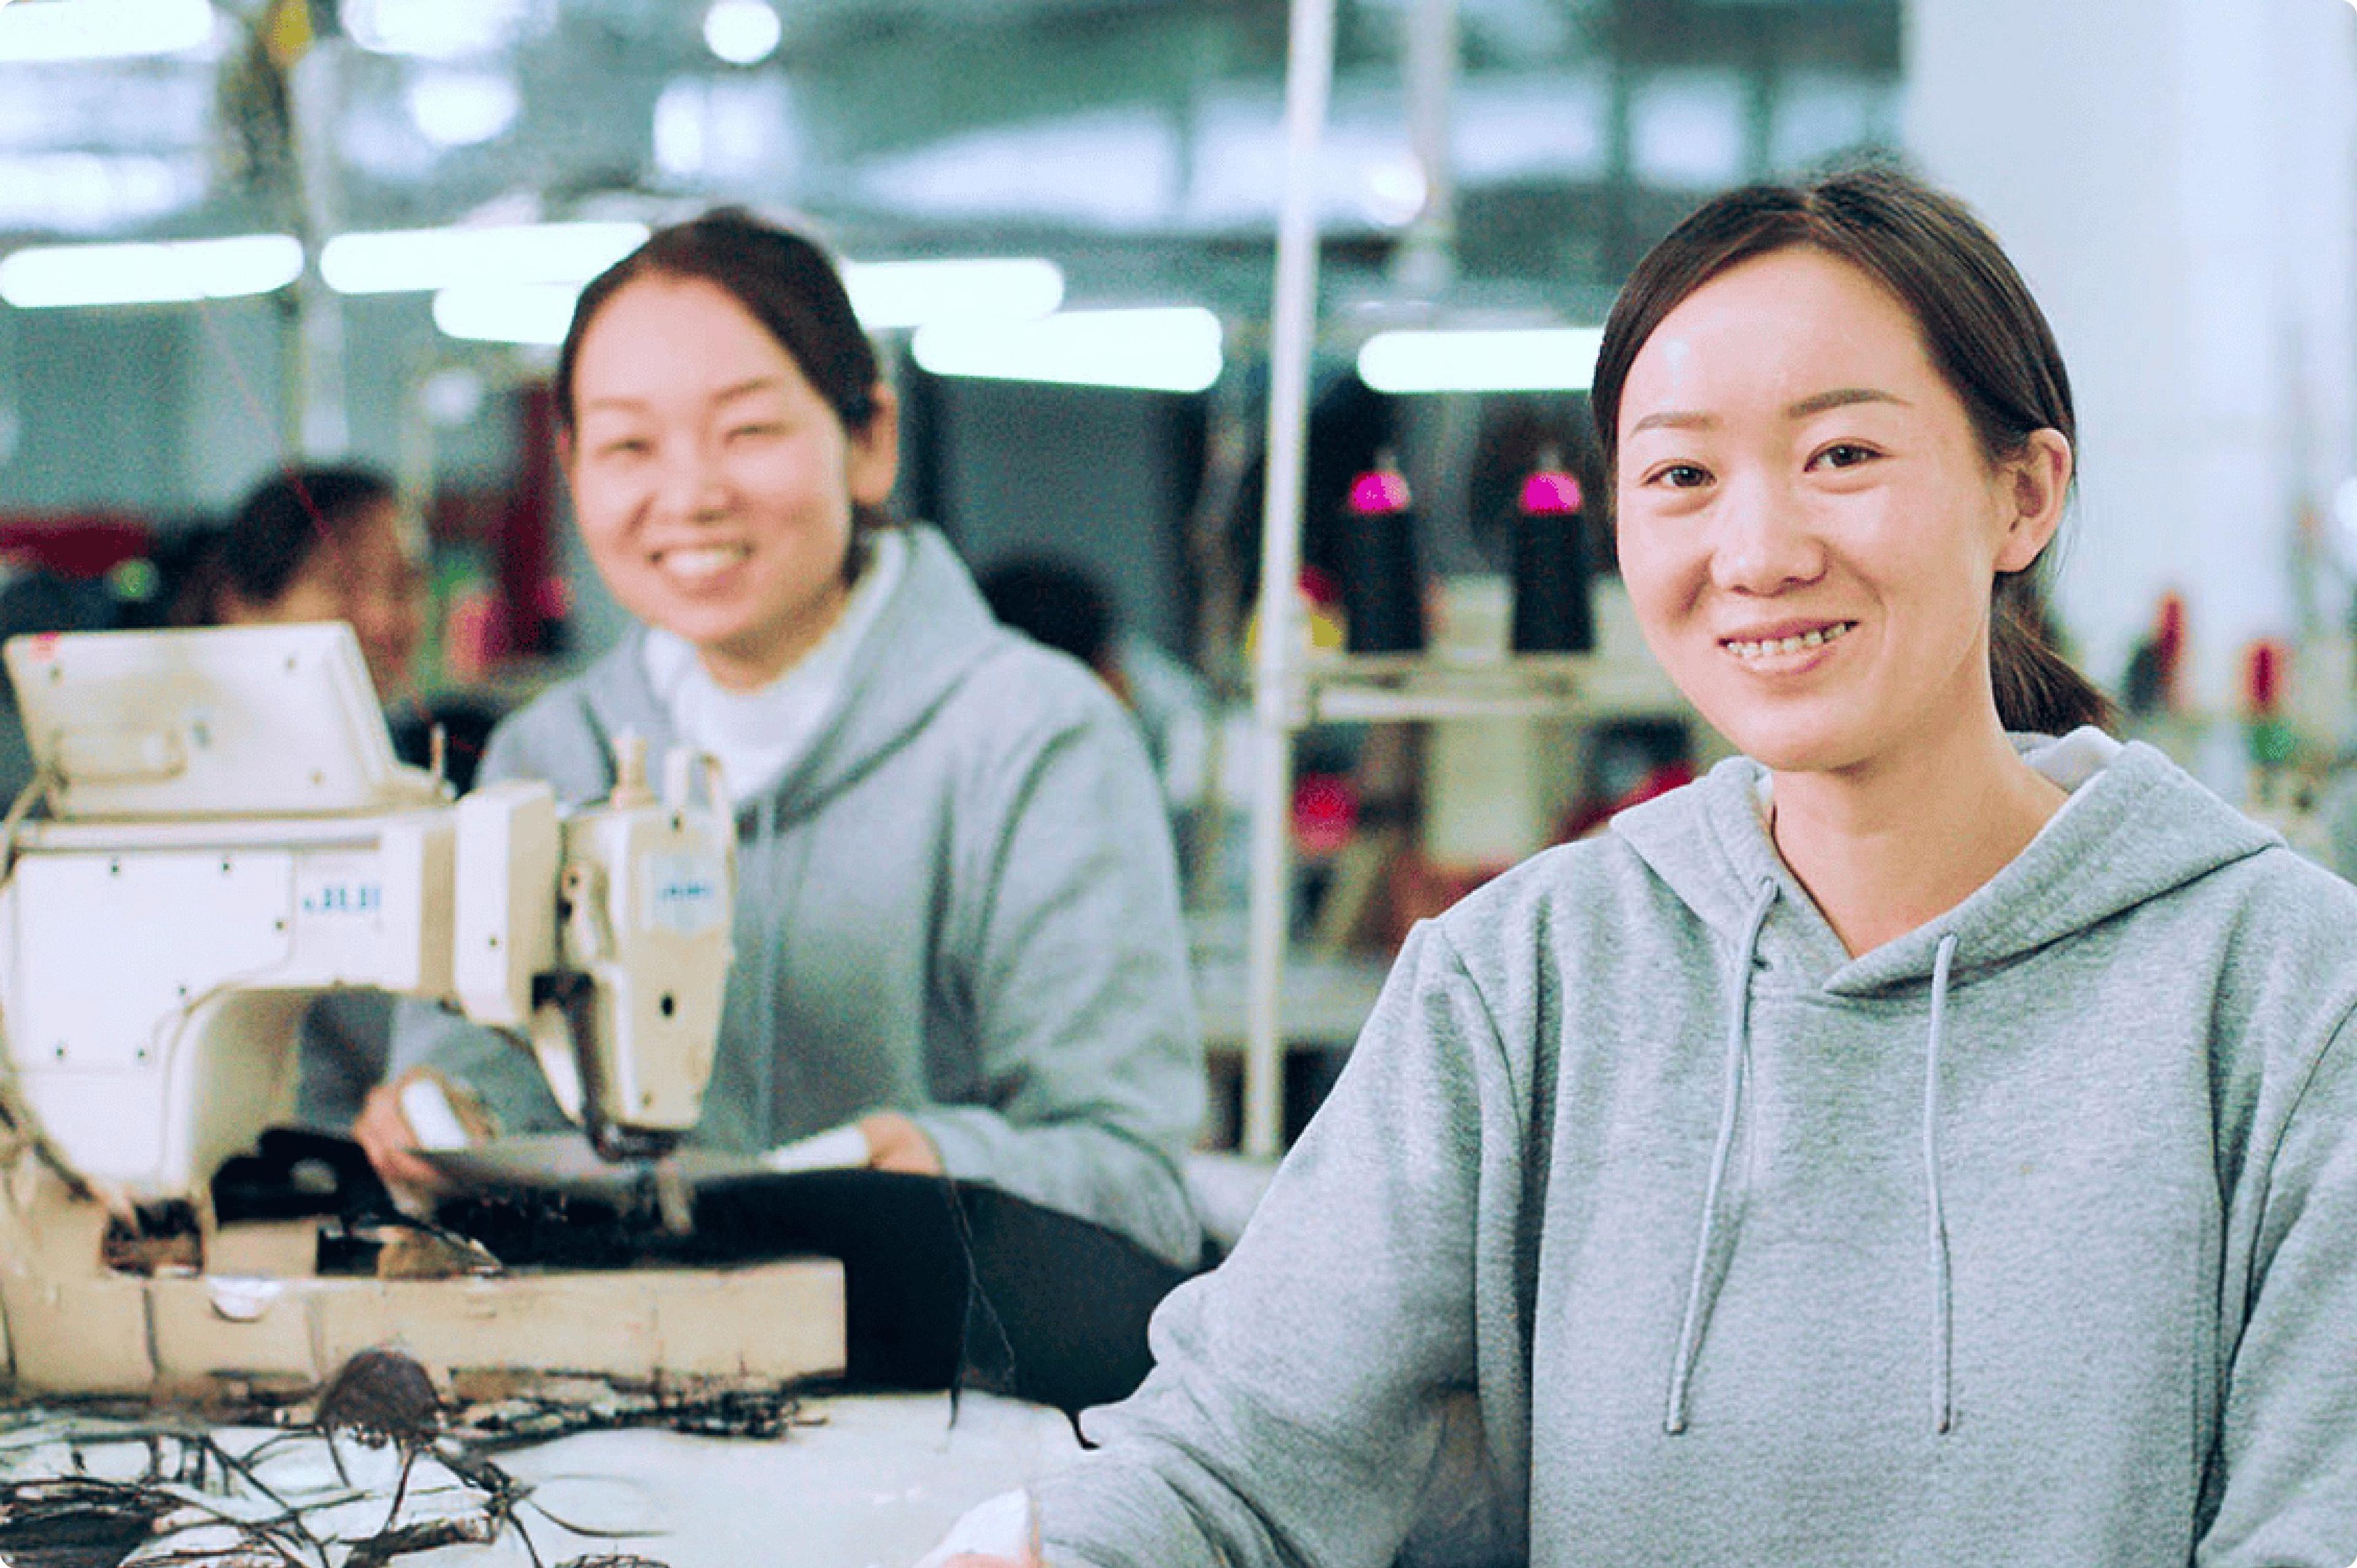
[1990,572,2113,735]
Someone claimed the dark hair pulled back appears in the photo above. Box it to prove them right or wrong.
[1590,166,2113,736]
[556,207,891,575]
[172,465,397,627]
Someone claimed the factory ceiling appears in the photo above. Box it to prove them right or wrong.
[0,0,1900,309]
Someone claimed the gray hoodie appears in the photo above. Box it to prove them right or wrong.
[1034,730,2357,1566]
[392,526,1205,1267]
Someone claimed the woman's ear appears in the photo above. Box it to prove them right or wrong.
[1994,427,2071,574]
[847,383,901,508]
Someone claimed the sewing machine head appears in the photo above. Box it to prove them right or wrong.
[0,623,733,1222]
[0,627,837,1404]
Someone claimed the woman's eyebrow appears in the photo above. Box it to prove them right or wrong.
[1628,409,1717,436]
[1787,387,1907,418]
[1627,387,1906,436]
[713,375,786,406]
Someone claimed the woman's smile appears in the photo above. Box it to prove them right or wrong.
[1720,617,1859,666]
[650,541,756,587]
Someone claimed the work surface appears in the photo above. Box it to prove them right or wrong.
[0,1390,1080,1567]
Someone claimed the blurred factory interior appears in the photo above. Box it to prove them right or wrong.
[2,0,2356,1147]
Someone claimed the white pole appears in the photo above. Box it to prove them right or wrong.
[1242,0,1336,1161]
[1398,0,1460,295]
[288,42,352,458]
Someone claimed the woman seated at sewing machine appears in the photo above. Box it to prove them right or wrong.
[942,167,2357,1566]
[352,208,1206,1276]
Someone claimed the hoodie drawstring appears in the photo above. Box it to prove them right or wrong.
[1663,894,1964,1439]
[1665,878,1778,1435]
[1924,931,1958,1435]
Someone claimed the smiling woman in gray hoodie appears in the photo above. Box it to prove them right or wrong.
[942,169,2357,1566]
[352,210,1203,1270]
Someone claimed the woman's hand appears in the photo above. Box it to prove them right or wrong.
[352,1081,447,1194]
[914,1485,1036,1566]
[857,1111,945,1175]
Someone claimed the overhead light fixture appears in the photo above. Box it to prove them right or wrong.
[343,0,538,60]
[703,0,781,66]
[432,257,1066,346]
[0,153,204,234]
[1356,326,1605,395]
[0,233,303,309]
[432,281,580,346]
[405,69,521,149]
[418,366,489,426]
[842,258,1063,331]
[911,307,1223,394]
[0,0,214,63]
[1361,159,1429,229]
[321,222,648,296]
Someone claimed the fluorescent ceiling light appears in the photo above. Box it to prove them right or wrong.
[0,0,214,63]
[703,0,781,66]
[432,281,580,346]
[912,307,1222,394]
[434,259,1067,346]
[0,233,303,309]
[322,222,648,295]
[0,153,203,234]
[842,258,1062,331]
[1357,326,1604,394]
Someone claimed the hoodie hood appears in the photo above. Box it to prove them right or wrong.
[565,525,1006,825]
[1611,728,2279,998]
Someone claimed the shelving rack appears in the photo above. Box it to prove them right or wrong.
[1237,0,1692,1159]
[1290,650,1685,725]
[1238,643,1661,1154]
[1242,0,1521,1158]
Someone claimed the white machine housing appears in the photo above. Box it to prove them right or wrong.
[0,624,732,1204]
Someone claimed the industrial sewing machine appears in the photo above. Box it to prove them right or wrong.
[0,624,842,1396]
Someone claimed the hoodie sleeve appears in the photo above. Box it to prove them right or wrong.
[2197,1005,2357,1567]
[908,690,1206,1269]
[1028,922,1532,1568]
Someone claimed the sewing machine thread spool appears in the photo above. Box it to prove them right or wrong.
[1339,455,1424,655]
[1510,452,1595,655]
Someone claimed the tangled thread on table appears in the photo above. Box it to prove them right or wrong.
[0,1346,818,1567]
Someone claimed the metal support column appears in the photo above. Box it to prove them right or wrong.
[1240,0,1337,1161]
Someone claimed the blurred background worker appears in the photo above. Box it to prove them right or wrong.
[978,553,1210,789]
[168,464,500,794]
[168,463,503,1130]
[169,465,491,786]
[172,465,426,701]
